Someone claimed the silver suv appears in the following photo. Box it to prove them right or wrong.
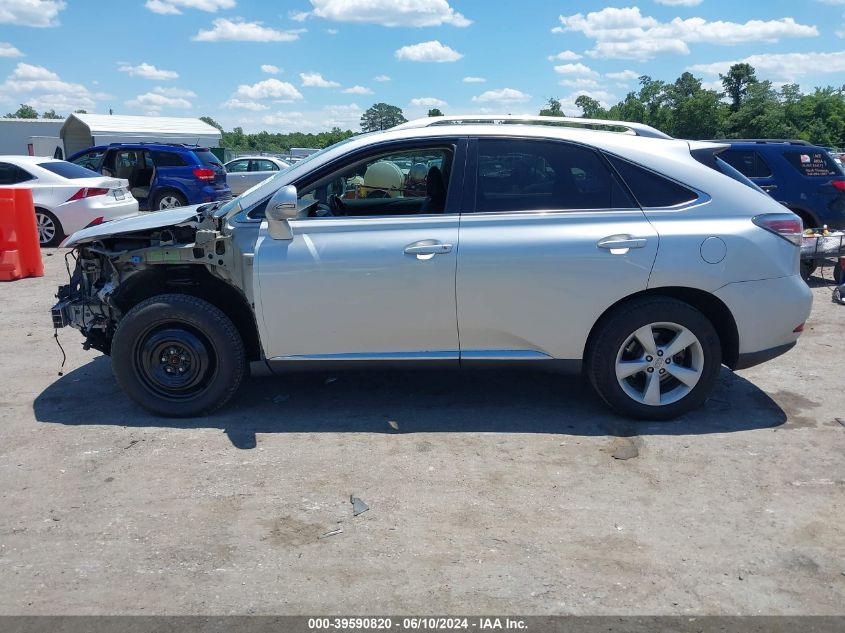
[52,115,812,420]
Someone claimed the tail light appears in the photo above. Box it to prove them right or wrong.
[193,168,216,182]
[66,187,109,202]
[831,179,845,192]
[752,213,803,246]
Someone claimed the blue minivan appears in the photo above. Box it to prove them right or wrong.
[716,140,845,230]
[68,143,231,211]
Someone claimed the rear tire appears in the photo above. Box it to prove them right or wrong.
[111,294,245,417]
[800,260,817,281]
[35,208,63,247]
[152,190,187,210]
[586,297,722,421]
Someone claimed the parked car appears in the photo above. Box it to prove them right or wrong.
[713,139,845,230]
[0,156,138,246]
[52,115,812,420]
[224,156,290,195]
[67,143,231,211]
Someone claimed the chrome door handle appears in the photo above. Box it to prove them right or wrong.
[404,241,453,258]
[597,237,647,250]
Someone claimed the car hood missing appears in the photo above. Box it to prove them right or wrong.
[62,207,205,247]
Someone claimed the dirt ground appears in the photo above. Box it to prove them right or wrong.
[0,250,843,615]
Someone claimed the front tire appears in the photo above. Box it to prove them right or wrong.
[586,297,721,420]
[111,294,245,417]
[35,208,63,247]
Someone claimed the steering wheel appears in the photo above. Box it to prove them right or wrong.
[328,194,347,215]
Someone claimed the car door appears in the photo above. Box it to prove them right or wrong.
[253,140,465,362]
[456,137,659,362]
[225,159,251,195]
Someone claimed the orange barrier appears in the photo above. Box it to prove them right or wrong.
[0,187,44,281]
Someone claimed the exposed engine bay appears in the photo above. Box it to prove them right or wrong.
[51,205,256,357]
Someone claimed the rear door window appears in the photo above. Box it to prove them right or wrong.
[70,149,105,171]
[784,150,841,177]
[0,162,35,184]
[605,155,698,208]
[253,159,279,172]
[475,139,635,213]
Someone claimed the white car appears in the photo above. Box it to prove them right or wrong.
[0,156,139,246]
[224,156,290,195]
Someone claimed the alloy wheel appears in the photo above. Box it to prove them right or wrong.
[614,321,704,407]
[36,211,56,245]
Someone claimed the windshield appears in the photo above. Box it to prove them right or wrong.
[214,134,366,219]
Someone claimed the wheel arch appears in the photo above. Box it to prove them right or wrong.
[584,286,740,369]
[112,266,262,362]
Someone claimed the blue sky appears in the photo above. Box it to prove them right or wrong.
[1,0,844,133]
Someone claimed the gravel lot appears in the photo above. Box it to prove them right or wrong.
[0,250,843,615]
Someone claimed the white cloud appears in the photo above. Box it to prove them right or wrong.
[654,0,702,5]
[290,10,310,22]
[605,69,640,81]
[555,7,818,61]
[300,71,341,88]
[145,0,234,14]
[0,0,65,27]
[558,78,603,90]
[463,76,485,83]
[558,90,617,116]
[193,18,301,42]
[261,103,363,132]
[410,97,447,107]
[395,40,462,62]
[548,50,582,61]
[0,62,100,112]
[554,62,598,76]
[222,98,270,110]
[235,78,303,101]
[688,50,845,82]
[343,85,373,94]
[374,74,391,82]
[326,28,338,34]
[309,0,470,27]
[153,86,196,98]
[117,62,179,81]
[261,64,280,74]
[0,42,24,58]
[472,88,532,104]
[126,92,192,110]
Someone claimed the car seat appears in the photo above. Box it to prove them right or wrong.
[421,166,446,213]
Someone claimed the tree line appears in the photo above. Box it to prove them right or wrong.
[6,64,844,151]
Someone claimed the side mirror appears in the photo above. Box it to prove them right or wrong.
[265,185,297,240]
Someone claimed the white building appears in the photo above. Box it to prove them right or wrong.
[0,118,65,156]
[60,113,222,157]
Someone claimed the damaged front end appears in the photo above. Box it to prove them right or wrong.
[51,205,255,356]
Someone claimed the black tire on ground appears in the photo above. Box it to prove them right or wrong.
[586,297,722,421]
[834,262,843,285]
[35,208,63,247]
[800,260,817,281]
[152,190,187,210]
[111,294,245,417]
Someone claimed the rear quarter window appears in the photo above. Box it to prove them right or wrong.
[605,155,698,208]
[783,150,842,177]
[38,161,101,180]
[151,151,187,167]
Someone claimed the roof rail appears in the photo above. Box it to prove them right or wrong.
[392,115,672,139]
[707,139,814,146]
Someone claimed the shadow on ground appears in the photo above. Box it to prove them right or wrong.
[33,355,787,449]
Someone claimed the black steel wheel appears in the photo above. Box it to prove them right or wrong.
[112,294,245,417]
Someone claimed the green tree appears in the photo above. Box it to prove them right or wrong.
[574,95,605,119]
[721,63,758,112]
[5,104,38,118]
[200,115,223,131]
[539,97,564,117]
[427,108,444,117]
[360,102,407,132]
[73,109,87,114]
[41,109,63,119]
